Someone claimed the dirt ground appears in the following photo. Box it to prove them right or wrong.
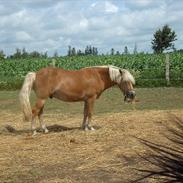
[0,109,183,183]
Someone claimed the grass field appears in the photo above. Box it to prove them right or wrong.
[0,87,183,183]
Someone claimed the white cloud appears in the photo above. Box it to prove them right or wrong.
[0,0,182,55]
[133,0,154,7]
[105,1,119,13]
[15,31,32,42]
[79,18,89,29]
[91,2,97,8]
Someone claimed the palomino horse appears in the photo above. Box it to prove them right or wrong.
[19,65,135,135]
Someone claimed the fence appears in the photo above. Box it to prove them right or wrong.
[132,53,183,87]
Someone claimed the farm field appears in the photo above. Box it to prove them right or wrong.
[0,88,183,182]
[0,53,183,89]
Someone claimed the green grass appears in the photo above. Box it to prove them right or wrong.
[0,87,183,115]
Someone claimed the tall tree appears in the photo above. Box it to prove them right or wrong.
[111,48,115,55]
[89,45,92,55]
[123,46,129,55]
[22,48,28,58]
[43,51,48,58]
[133,43,137,54]
[94,47,98,55]
[68,46,72,56]
[14,48,22,58]
[0,50,5,59]
[151,24,177,53]
[53,50,58,57]
[85,46,89,55]
[77,49,82,56]
[30,51,40,58]
[116,51,120,55]
[71,47,76,56]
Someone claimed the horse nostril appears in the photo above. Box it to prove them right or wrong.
[127,91,135,99]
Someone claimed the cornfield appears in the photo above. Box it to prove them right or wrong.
[0,53,183,89]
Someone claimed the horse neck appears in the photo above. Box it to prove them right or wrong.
[98,68,116,89]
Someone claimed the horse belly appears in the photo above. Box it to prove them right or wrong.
[52,89,86,102]
[52,85,99,102]
[51,74,100,102]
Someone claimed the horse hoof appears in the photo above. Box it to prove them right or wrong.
[90,126,95,131]
[44,128,49,133]
[83,126,95,131]
[32,131,37,136]
[84,127,89,131]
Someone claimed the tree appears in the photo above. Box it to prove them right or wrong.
[77,49,82,56]
[92,47,98,55]
[88,45,92,55]
[133,43,137,54]
[123,46,129,55]
[68,46,72,56]
[22,48,28,58]
[30,51,40,58]
[0,50,5,59]
[116,51,120,55]
[151,24,177,53]
[71,47,76,56]
[53,50,58,57]
[43,51,48,58]
[13,48,22,58]
[85,46,89,55]
[111,48,115,55]
[94,47,98,55]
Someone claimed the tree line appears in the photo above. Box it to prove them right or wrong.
[0,48,48,60]
[0,44,139,59]
[0,24,180,60]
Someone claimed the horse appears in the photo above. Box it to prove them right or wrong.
[19,65,135,135]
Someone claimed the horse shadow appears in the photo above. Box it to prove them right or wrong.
[0,124,80,135]
[0,124,101,135]
[132,115,183,182]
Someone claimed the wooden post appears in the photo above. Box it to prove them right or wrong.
[165,53,170,86]
[51,59,56,67]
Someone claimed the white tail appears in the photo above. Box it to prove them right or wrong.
[19,72,36,121]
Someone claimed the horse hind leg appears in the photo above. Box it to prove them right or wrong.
[32,98,47,135]
[38,106,49,133]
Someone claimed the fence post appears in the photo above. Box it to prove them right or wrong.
[51,59,56,67]
[165,53,170,86]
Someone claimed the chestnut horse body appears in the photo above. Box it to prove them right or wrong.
[19,65,135,135]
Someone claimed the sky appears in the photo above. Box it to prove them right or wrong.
[0,0,183,56]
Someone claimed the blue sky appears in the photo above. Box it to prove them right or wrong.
[0,0,183,56]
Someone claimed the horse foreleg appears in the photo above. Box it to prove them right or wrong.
[38,106,49,134]
[82,100,88,130]
[82,97,96,131]
[87,97,95,130]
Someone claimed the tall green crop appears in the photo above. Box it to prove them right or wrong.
[0,52,182,89]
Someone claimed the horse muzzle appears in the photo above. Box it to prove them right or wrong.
[124,90,136,102]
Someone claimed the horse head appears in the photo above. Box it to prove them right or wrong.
[108,66,135,103]
[118,69,136,102]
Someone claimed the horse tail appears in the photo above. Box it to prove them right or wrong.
[19,72,36,122]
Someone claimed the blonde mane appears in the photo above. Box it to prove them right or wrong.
[86,65,135,85]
